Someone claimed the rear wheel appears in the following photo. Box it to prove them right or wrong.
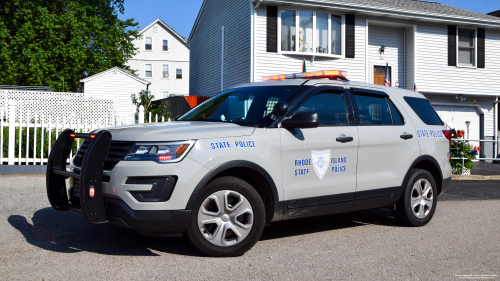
[393,169,437,227]
[186,176,266,257]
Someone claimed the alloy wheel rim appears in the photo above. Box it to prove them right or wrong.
[411,179,434,219]
[197,190,254,247]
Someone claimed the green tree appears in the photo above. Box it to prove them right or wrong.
[0,0,140,92]
[131,90,171,123]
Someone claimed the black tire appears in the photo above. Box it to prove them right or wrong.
[186,176,266,257]
[393,169,438,227]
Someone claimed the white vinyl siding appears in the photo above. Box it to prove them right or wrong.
[82,71,148,124]
[189,0,251,96]
[415,24,500,97]
[254,6,366,83]
[368,24,404,88]
[127,21,189,96]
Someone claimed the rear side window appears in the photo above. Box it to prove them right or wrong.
[388,99,404,125]
[404,97,443,125]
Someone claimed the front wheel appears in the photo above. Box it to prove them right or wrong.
[186,176,266,257]
[393,169,438,227]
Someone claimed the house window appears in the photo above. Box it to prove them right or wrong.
[281,10,296,51]
[145,64,152,78]
[162,64,169,78]
[145,37,152,50]
[176,69,182,79]
[316,13,328,54]
[280,9,344,56]
[163,40,168,51]
[458,28,475,66]
[331,15,342,55]
[162,91,169,99]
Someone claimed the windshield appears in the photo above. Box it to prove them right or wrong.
[179,86,300,126]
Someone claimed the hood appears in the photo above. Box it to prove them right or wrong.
[96,121,256,142]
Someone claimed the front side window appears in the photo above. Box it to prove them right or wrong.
[458,28,475,66]
[294,91,348,126]
[179,86,300,126]
[145,64,152,78]
[281,10,296,52]
[280,9,343,56]
[353,94,393,125]
[162,40,168,51]
[176,69,182,79]
[145,37,152,50]
[162,64,169,78]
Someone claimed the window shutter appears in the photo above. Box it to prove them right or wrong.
[477,28,485,69]
[448,25,457,66]
[345,14,355,58]
[267,6,278,53]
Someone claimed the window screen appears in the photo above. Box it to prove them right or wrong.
[145,64,152,78]
[295,91,348,126]
[404,97,443,125]
[353,94,392,125]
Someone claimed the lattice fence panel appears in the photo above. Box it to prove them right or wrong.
[0,90,117,125]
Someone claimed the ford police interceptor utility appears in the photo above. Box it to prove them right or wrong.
[46,70,452,257]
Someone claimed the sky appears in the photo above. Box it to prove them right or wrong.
[118,0,499,39]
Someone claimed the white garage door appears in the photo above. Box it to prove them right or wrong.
[433,106,480,147]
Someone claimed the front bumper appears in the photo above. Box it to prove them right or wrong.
[105,198,190,237]
[46,129,197,236]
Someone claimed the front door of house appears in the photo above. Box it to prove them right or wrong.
[373,65,391,85]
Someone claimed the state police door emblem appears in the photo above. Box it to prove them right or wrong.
[311,149,330,180]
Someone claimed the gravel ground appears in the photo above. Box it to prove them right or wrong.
[0,175,499,280]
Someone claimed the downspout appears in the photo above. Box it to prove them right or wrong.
[494,97,499,160]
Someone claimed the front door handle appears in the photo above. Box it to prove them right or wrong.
[400,134,413,140]
[336,136,354,143]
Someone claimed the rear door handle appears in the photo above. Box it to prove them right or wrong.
[336,136,354,143]
[400,134,413,140]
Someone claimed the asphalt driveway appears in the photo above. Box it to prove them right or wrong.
[0,176,498,280]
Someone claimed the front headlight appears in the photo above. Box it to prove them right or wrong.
[124,140,196,163]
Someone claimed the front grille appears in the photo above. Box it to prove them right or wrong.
[73,140,134,171]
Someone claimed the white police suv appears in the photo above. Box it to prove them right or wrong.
[46,70,452,257]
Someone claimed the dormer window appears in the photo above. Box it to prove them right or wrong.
[145,37,152,50]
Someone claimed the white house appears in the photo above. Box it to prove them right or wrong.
[127,19,190,99]
[188,0,500,160]
[79,67,150,124]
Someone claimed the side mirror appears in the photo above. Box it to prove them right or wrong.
[273,101,288,118]
[281,112,319,129]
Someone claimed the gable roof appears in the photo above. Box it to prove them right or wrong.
[488,10,500,17]
[322,0,500,21]
[140,18,188,46]
[80,67,151,85]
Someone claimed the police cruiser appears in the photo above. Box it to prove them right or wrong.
[46,70,453,257]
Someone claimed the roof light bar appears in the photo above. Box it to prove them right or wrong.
[262,70,347,81]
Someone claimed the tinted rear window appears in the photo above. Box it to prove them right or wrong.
[404,97,443,125]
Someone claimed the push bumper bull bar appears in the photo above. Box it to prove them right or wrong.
[46,129,112,224]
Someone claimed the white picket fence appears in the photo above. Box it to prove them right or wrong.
[1,101,167,166]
